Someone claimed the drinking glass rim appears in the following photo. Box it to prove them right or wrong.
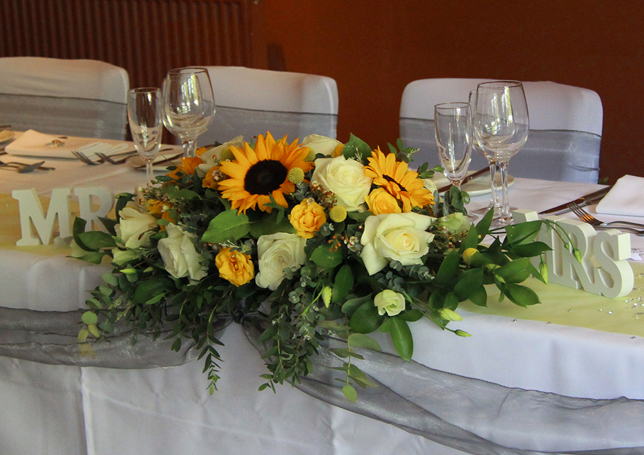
[435,101,471,111]
[129,87,161,95]
[166,66,209,76]
[477,80,523,89]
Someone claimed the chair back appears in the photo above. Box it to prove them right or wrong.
[399,78,603,183]
[0,57,129,140]
[200,66,339,145]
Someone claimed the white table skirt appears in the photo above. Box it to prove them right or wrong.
[2,156,644,453]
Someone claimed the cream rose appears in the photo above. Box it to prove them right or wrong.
[158,223,208,281]
[311,156,372,211]
[197,136,244,176]
[255,232,307,291]
[301,134,343,157]
[360,212,435,275]
[115,202,158,249]
[374,289,406,317]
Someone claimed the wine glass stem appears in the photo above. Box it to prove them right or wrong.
[498,160,511,223]
[146,160,154,184]
[488,161,499,209]
[183,140,196,158]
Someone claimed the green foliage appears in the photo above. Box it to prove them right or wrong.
[70,132,560,401]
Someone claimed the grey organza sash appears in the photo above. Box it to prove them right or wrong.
[2,304,643,454]
[400,118,601,184]
[199,105,338,145]
[244,325,644,455]
[0,307,229,368]
[0,93,128,140]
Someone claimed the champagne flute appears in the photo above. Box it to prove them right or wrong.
[162,67,215,158]
[128,88,163,184]
[434,102,473,215]
[474,81,529,225]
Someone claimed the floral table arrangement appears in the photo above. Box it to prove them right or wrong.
[73,132,570,401]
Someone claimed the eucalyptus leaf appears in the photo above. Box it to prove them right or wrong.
[81,311,98,325]
[342,384,358,403]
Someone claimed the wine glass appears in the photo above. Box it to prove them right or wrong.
[128,88,163,184]
[434,102,473,214]
[474,81,529,225]
[468,89,500,216]
[162,67,215,158]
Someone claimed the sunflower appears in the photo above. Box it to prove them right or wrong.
[363,147,434,212]
[218,132,313,213]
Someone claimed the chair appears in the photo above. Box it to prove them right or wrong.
[200,66,339,145]
[0,57,129,140]
[399,78,603,183]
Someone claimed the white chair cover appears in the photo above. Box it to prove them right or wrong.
[0,57,129,140]
[200,66,339,144]
[399,78,603,183]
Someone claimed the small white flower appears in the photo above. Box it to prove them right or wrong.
[374,290,406,317]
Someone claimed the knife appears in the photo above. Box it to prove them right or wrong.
[438,167,489,193]
[538,186,611,215]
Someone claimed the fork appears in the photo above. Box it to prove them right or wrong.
[71,150,102,165]
[96,150,137,164]
[568,202,644,234]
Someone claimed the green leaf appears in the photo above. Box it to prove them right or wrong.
[509,241,552,258]
[328,348,352,358]
[468,285,488,307]
[78,231,117,250]
[444,291,458,310]
[332,264,354,303]
[259,325,278,343]
[505,283,541,307]
[249,210,295,238]
[388,317,413,361]
[164,185,200,200]
[201,210,251,244]
[341,294,372,318]
[102,272,118,287]
[342,134,372,160]
[504,221,543,245]
[349,301,385,334]
[132,276,173,304]
[342,384,358,403]
[435,249,460,284]
[397,309,424,322]
[459,224,480,252]
[82,311,98,325]
[495,258,533,284]
[310,244,345,269]
[476,208,494,238]
[73,252,105,264]
[454,268,484,300]
[348,333,382,351]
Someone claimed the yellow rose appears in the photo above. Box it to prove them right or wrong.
[215,247,254,287]
[365,188,402,215]
[202,165,221,189]
[289,199,327,239]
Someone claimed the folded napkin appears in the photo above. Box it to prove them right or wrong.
[596,174,644,217]
[0,129,13,143]
[5,129,129,159]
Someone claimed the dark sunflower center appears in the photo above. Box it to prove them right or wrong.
[384,175,408,193]
[244,160,288,195]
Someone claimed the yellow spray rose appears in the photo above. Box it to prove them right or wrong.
[289,199,327,239]
[365,188,402,215]
[215,247,255,287]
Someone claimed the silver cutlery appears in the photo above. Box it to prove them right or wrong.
[71,150,102,165]
[568,202,644,235]
[0,160,53,173]
[539,187,612,215]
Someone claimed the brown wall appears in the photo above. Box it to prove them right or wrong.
[264,0,644,184]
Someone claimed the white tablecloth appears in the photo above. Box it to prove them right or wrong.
[1,155,644,454]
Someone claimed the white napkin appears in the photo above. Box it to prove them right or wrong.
[5,129,129,160]
[596,174,644,217]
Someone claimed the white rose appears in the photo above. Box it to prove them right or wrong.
[311,156,372,211]
[158,224,208,281]
[301,134,342,156]
[115,202,158,249]
[374,289,406,317]
[360,212,435,275]
[255,232,307,291]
